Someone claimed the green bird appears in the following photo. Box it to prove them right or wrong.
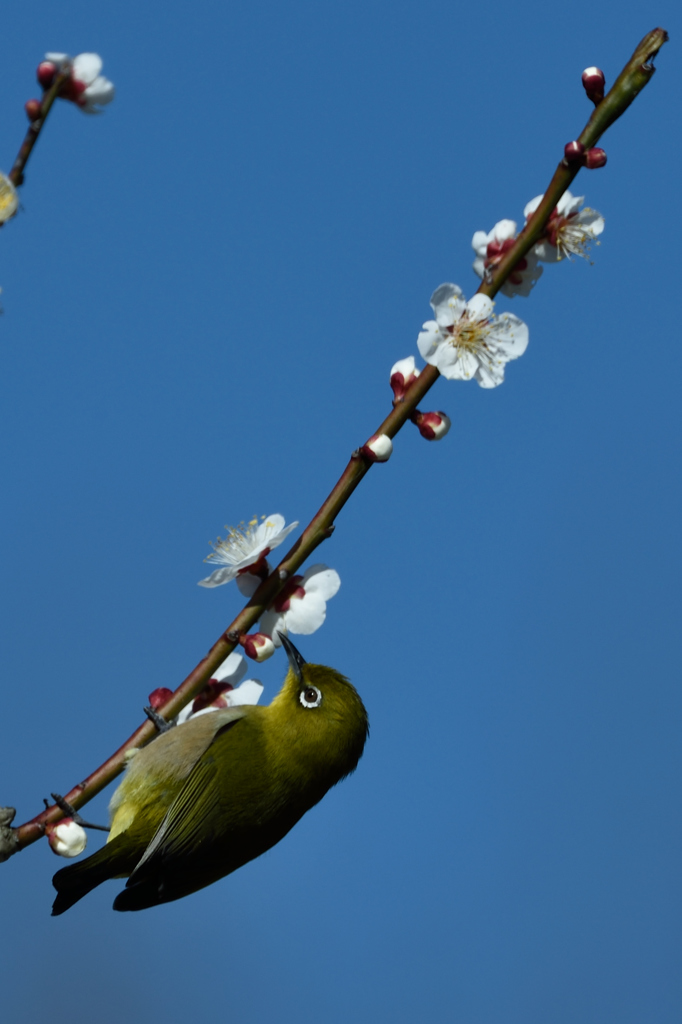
[52,636,368,914]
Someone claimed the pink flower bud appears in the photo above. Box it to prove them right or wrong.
[37,62,57,89]
[361,434,393,463]
[240,632,276,662]
[581,66,605,105]
[563,141,586,165]
[46,819,87,858]
[24,99,42,121]
[148,687,173,710]
[413,410,451,441]
[390,356,420,401]
[585,147,607,169]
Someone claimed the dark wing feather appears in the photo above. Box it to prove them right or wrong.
[116,716,266,909]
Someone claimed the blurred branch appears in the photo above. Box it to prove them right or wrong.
[7,71,70,190]
[477,27,668,299]
[7,26,667,855]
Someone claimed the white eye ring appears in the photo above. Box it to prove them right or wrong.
[299,685,322,708]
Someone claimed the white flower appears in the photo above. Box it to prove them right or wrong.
[0,173,18,225]
[472,218,543,297]
[176,652,265,722]
[260,564,341,645]
[45,51,115,113]
[417,284,528,389]
[524,190,604,262]
[47,819,87,858]
[198,514,298,588]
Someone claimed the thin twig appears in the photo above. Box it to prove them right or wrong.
[7,71,69,189]
[8,26,667,854]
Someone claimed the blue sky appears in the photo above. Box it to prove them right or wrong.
[1,3,681,1022]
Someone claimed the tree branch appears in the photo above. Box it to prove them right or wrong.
[7,26,667,855]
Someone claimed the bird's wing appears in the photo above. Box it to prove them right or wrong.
[127,711,256,882]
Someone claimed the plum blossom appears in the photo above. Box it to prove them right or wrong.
[45,52,115,113]
[0,173,18,224]
[472,219,543,298]
[46,819,87,858]
[199,514,298,588]
[417,283,528,389]
[260,564,341,646]
[176,652,263,723]
[524,190,604,262]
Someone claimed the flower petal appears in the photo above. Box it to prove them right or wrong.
[260,517,299,550]
[83,76,115,109]
[228,679,264,706]
[197,565,238,587]
[236,572,262,598]
[475,361,505,388]
[72,52,103,85]
[491,219,517,242]
[472,256,486,280]
[440,348,479,381]
[471,231,489,257]
[282,592,327,634]
[489,313,529,359]
[557,191,583,216]
[300,564,341,600]
[577,208,604,237]
[212,651,248,685]
[533,240,559,262]
[417,322,441,362]
[259,610,285,643]
[45,52,71,68]
[523,195,543,220]
[430,283,464,324]
[466,294,493,320]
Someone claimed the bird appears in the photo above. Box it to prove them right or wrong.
[52,635,368,914]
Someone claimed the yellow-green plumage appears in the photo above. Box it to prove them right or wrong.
[52,654,368,914]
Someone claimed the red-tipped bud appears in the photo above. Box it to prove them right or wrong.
[412,410,451,441]
[390,356,420,401]
[46,819,87,858]
[148,687,173,710]
[240,632,275,662]
[24,99,42,121]
[36,61,57,89]
[563,141,586,165]
[585,147,607,169]
[581,66,605,105]
[360,433,393,463]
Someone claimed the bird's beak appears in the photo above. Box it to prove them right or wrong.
[278,632,306,684]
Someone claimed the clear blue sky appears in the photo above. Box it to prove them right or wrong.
[1,3,681,1022]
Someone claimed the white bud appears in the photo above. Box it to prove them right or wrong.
[47,819,87,858]
[241,632,276,662]
[361,433,393,462]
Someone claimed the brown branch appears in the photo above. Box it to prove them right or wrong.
[7,71,70,190]
[7,26,667,855]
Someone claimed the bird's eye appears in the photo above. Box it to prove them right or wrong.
[299,686,322,708]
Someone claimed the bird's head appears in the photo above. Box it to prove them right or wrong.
[269,634,369,779]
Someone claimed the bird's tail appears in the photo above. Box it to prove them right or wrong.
[52,835,138,916]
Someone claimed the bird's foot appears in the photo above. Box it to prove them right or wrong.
[143,705,176,734]
[48,793,110,832]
